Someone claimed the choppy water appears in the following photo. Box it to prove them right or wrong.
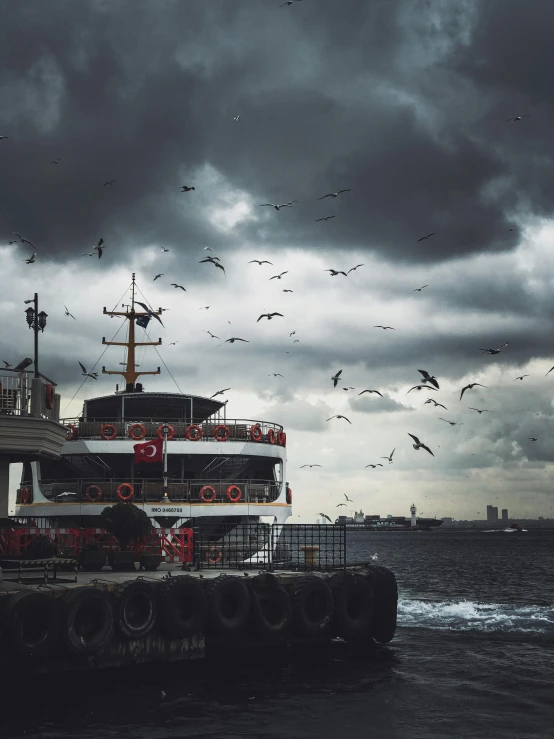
[4,529,554,739]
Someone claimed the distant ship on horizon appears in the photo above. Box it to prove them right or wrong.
[333,507,444,530]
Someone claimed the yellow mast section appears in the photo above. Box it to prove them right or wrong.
[101,273,162,388]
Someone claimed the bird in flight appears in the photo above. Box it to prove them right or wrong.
[460,383,487,400]
[200,257,225,275]
[331,369,343,388]
[103,180,116,186]
[222,337,249,344]
[180,185,195,192]
[336,503,346,507]
[293,339,300,343]
[205,331,220,339]
[325,269,347,277]
[233,115,240,121]
[198,306,210,311]
[514,375,529,381]
[417,232,436,242]
[344,494,353,503]
[289,331,296,337]
[153,274,164,281]
[318,189,351,199]
[439,418,463,427]
[319,513,333,523]
[63,305,76,320]
[342,386,355,391]
[50,157,62,165]
[78,361,98,380]
[407,433,434,456]
[259,202,294,211]
[270,272,288,280]
[468,407,492,414]
[135,301,164,327]
[418,369,439,389]
[528,437,538,441]
[479,343,508,355]
[283,289,293,293]
[13,232,35,247]
[374,325,395,330]
[359,389,383,397]
[249,260,273,266]
[161,248,171,253]
[546,366,554,377]
[424,398,447,410]
[316,216,336,222]
[23,252,36,264]
[365,463,383,468]
[94,238,105,259]
[347,264,364,274]
[211,388,231,399]
[2,360,12,367]
[0,136,8,140]
[406,385,437,395]
[257,312,284,322]
[301,464,322,468]
[413,285,429,292]
[381,448,396,464]
[505,115,530,122]
[203,246,214,251]
[169,342,178,346]
[269,373,284,377]
[170,284,186,291]
[326,415,352,424]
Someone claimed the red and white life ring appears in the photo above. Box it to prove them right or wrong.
[226,485,242,503]
[117,483,134,502]
[267,429,276,445]
[157,424,175,440]
[100,423,117,441]
[213,424,230,441]
[85,485,103,502]
[186,424,203,441]
[277,430,286,447]
[250,425,263,442]
[129,423,146,440]
[206,546,223,564]
[286,486,292,505]
[200,485,217,503]
[45,383,55,410]
[65,424,78,441]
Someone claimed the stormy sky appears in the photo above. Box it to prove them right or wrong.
[2,0,554,521]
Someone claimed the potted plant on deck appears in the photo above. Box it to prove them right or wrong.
[100,502,154,572]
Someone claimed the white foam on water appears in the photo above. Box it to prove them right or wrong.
[398,598,554,634]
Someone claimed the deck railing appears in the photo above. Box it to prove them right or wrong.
[17,478,282,504]
[0,373,29,416]
[60,418,286,446]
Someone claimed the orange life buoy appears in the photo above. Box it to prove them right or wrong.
[157,424,175,440]
[206,546,223,564]
[65,424,78,441]
[129,423,146,440]
[117,483,134,501]
[277,430,286,447]
[186,424,203,441]
[286,486,292,505]
[200,485,217,503]
[45,383,55,410]
[213,424,230,441]
[100,423,117,441]
[21,487,30,504]
[250,425,263,442]
[226,484,242,503]
[267,429,276,445]
[86,485,103,502]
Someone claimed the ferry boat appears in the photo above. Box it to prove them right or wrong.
[12,275,292,546]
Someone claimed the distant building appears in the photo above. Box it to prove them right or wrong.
[486,505,498,524]
[501,508,509,522]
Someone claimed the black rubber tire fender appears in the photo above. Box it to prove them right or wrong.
[158,575,207,638]
[288,575,334,637]
[205,575,251,635]
[113,580,158,640]
[362,565,398,644]
[1,590,59,658]
[327,572,374,640]
[61,586,114,656]
[249,573,292,637]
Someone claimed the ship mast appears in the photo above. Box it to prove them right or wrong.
[101,273,162,391]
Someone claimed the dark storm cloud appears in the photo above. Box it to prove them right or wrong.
[1,0,553,269]
[348,393,411,414]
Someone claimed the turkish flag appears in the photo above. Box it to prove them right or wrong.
[133,438,163,464]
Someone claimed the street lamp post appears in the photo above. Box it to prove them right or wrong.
[24,293,48,379]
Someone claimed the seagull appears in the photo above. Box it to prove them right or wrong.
[0,136,8,140]
[200,258,225,275]
[417,233,436,242]
[319,513,333,523]
[479,343,508,355]
[424,398,447,410]
[269,272,288,280]
[289,331,296,337]
[316,216,336,222]
[413,285,429,292]
[301,464,322,468]
[358,389,383,397]
[78,361,98,380]
[460,383,487,400]
[257,312,284,322]
[514,375,529,381]
[528,437,538,441]
[342,386,355,391]
[134,301,165,327]
[418,369,439,389]
[331,369,343,388]
[293,339,300,343]
[203,246,214,251]
[259,203,293,211]
[198,306,210,311]
[347,264,364,274]
[205,331,220,339]
[169,342,178,346]
[283,289,294,293]
[170,284,186,291]
[23,252,36,264]
[365,463,383,468]
[374,325,395,330]
[2,360,12,367]
[249,260,273,265]
[269,373,284,377]
[505,115,531,122]
[336,503,346,507]
[381,448,395,464]
[233,115,240,121]
[211,388,231,399]
[94,238,104,259]
[63,305,76,320]
[161,248,171,252]
[103,180,116,186]
[7,241,16,245]
[180,185,195,192]
[406,385,437,395]
[407,433,434,456]
[153,274,164,281]
[222,337,249,344]
[546,366,554,377]
[468,407,492,414]
[438,418,463,427]
[81,252,94,257]
[318,189,351,199]
[325,269,348,277]
[50,157,62,165]
[344,494,353,503]
[326,415,352,424]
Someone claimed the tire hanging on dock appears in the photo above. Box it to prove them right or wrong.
[205,575,251,635]
[113,580,158,640]
[1,591,59,658]
[362,565,398,644]
[249,573,292,638]
[326,571,374,641]
[288,575,334,637]
[158,575,207,638]
[61,587,114,656]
